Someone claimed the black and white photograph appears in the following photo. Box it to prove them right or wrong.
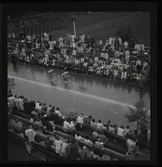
[1,2,157,164]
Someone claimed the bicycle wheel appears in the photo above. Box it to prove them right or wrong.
[52,73,58,81]
[66,82,73,89]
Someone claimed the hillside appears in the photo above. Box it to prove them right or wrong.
[8,12,150,46]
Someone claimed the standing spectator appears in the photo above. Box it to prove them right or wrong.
[8,99,13,114]
[123,126,130,137]
[114,124,118,134]
[136,130,147,150]
[125,136,137,156]
[8,94,16,109]
[80,146,89,161]
[60,138,68,158]
[90,118,97,129]
[41,103,47,112]
[70,140,80,160]
[18,96,24,111]
[44,135,54,160]
[54,135,63,156]
[35,101,40,109]
[46,104,52,116]
[117,125,125,137]
[63,118,70,130]
[76,113,84,128]
[146,129,150,149]
[25,124,36,154]
[106,120,111,131]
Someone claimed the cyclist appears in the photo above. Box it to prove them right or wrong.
[47,69,55,81]
[61,71,69,83]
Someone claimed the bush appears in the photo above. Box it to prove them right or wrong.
[115,24,136,43]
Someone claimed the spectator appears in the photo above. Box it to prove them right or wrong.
[92,130,99,140]
[95,138,104,149]
[60,138,69,158]
[14,95,20,110]
[67,121,76,131]
[35,101,40,109]
[8,94,16,109]
[96,119,107,131]
[117,125,125,137]
[114,124,118,134]
[54,135,63,156]
[76,113,84,128]
[18,96,24,111]
[68,112,75,122]
[46,104,52,116]
[136,130,147,150]
[8,99,13,114]
[63,118,70,130]
[75,132,84,142]
[41,103,47,112]
[90,118,97,129]
[125,136,137,156]
[106,120,111,131]
[108,125,115,134]
[83,135,93,146]
[44,135,54,160]
[146,129,150,149]
[69,140,80,160]
[98,132,109,144]
[55,107,62,117]
[123,126,130,137]
[80,146,89,161]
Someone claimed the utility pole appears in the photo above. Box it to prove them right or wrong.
[71,12,76,38]
[20,12,26,41]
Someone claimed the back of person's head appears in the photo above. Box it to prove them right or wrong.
[98,119,101,123]
[49,104,52,107]
[127,126,129,129]
[56,107,59,110]
[39,103,42,106]
[89,115,92,119]
[92,118,95,122]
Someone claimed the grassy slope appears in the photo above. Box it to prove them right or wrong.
[49,12,150,46]
[10,12,150,46]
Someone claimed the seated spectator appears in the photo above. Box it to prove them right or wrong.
[67,112,75,122]
[96,119,107,131]
[92,130,99,140]
[117,125,125,137]
[83,115,91,125]
[95,138,104,149]
[108,125,115,134]
[76,113,84,127]
[83,135,93,146]
[98,132,109,144]
[121,69,127,82]
[67,121,76,131]
[63,118,70,130]
[90,118,97,129]
[35,101,40,109]
[37,103,42,112]
[55,107,62,117]
[75,132,84,142]
[29,114,35,123]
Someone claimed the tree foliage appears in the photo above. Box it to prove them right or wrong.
[125,100,150,132]
[115,24,136,43]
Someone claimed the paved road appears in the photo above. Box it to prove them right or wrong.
[8,63,150,131]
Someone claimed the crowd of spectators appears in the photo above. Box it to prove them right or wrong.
[8,92,151,161]
[7,32,151,87]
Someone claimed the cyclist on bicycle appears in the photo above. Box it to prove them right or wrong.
[62,71,69,82]
[47,69,54,81]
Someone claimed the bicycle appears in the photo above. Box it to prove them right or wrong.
[46,71,58,84]
[60,76,73,89]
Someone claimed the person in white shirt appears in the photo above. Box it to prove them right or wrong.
[35,101,40,110]
[117,125,125,137]
[76,113,84,128]
[75,132,84,142]
[63,119,70,130]
[55,107,62,117]
[54,136,63,155]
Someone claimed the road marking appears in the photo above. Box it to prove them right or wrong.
[8,75,136,108]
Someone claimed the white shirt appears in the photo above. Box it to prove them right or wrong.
[55,109,62,117]
[76,116,84,123]
[63,120,70,129]
[117,127,124,137]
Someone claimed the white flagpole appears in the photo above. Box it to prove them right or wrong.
[72,12,76,38]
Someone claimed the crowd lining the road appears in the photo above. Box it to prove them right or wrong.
[8,92,151,161]
[8,32,151,87]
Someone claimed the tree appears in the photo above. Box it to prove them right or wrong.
[125,100,150,136]
[115,24,136,43]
